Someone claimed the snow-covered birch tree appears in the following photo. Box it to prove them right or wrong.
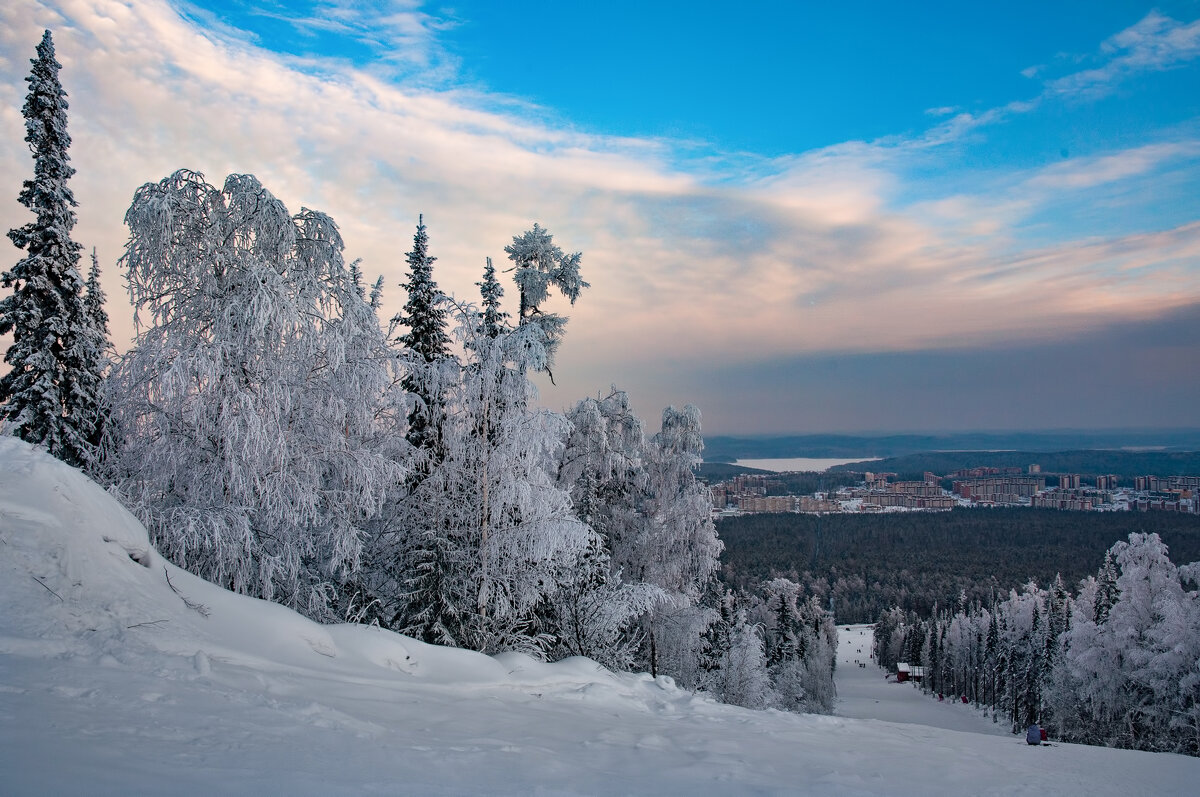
[551,388,667,667]
[635,405,724,679]
[1051,533,1200,753]
[389,306,598,654]
[104,170,405,620]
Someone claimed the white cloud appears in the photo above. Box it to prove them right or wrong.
[1026,141,1200,190]
[1044,11,1200,99]
[1,0,1198,417]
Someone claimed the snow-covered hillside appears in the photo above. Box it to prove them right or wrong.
[2,437,1197,795]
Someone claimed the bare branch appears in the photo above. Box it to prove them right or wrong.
[164,567,211,618]
[32,575,63,602]
[127,619,169,629]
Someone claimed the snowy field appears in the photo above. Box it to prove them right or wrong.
[2,437,1198,795]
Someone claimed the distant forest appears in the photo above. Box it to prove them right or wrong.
[717,508,1200,623]
[827,450,1200,481]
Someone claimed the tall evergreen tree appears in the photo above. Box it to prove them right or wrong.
[394,215,450,455]
[84,248,109,351]
[82,248,111,450]
[1094,550,1119,624]
[395,215,450,362]
[1,30,105,468]
[476,256,509,339]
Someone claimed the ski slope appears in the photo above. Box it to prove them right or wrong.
[835,625,1008,736]
[2,436,1197,795]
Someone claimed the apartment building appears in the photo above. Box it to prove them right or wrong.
[953,476,1046,503]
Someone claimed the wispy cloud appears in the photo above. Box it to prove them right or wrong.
[1044,11,1200,99]
[178,0,461,81]
[1026,141,1200,190]
[901,12,1200,150]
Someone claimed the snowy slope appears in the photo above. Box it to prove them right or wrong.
[2,436,1198,796]
[835,625,1008,736]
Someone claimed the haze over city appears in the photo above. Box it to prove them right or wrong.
[2,0,1198,434]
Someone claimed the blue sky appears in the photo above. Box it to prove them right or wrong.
[2,0,1199,434]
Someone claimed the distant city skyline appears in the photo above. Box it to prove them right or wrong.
[2,1,1198,435]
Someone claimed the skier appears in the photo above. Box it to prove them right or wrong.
[1026,722,1041,746]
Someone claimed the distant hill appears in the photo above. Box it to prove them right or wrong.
[703,429,1200,462]
[827,449,1200,480]
[696,462,775,481]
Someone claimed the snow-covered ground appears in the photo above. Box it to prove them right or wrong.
[2,437,1198,795]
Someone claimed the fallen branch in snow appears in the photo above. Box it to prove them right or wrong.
[32,575,63,602]
[164,567,211,618]
[127,619,169,629]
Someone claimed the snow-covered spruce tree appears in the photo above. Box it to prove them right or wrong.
[476,256,509,339]
[381,256,510,645]
[379,217,456,630]
[1,30,107,469]
[755,578,838,713]
[84,248,110,356]
[504,223,587,377]
[105,170,405,619]
[393,215,451,455]
[82,248,112,451]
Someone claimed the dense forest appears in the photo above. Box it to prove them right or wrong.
[718,508,1200,623]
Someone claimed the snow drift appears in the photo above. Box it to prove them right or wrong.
[2,436,1198,795]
